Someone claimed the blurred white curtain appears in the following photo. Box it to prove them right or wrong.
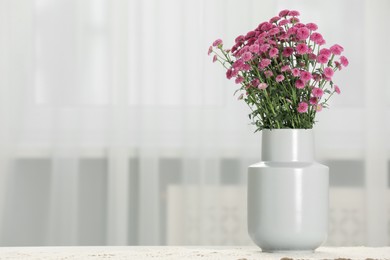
[0,0,388,246]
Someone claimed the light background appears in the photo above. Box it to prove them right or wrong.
[0,0,389,246]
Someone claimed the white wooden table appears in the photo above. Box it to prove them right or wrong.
[0,246,389,259]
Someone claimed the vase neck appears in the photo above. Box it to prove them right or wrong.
[261,129,314,162]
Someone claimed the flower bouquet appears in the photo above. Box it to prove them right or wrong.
[209,10,348,131]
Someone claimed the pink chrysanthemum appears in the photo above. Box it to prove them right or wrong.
[249,44,260,53]
[235,35,245,44]
[212,55,217,63]
[242,52,253,61]
[269,16,281,23]
[276,74,285,82]
[330,44,344,55]
[291,68,300,77]
[279,19,289,26]
[213,39,223,47]
[310,97,318,105]
[233,59,244,70]
[319,48,331,58]
[226,69,233,79]
[242,64,251,71]
[259,44,270,53]
[260,58,271,69]
[310,32,323,44]
[278,10,290,17]
[208,46,213,55]
[315,104,323,112]
[282,47,294,57]
[260,22,273,31]
[324,67,334,78]
[300,71,312,82]
[295,79,305,89]
[251,79,260,87]
[340,56,349,67]
[235,76,244,84]
[269,47,279,58]
[296,27,310,40]
[316,54,329,64]
[281,65,290,72]
[258,83,268,90]
[288,10,300,16]
[264,70,273,78]
[268,27,280,36]
[312,87,324,98]
[334,85,341,94]
[297,102,308,113]
[290,17,300,23]
[306,23,318,31]
[296,43,309,54]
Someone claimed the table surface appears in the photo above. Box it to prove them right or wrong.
[0,246,389,260]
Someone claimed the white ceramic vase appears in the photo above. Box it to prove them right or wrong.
[248,129,329,252]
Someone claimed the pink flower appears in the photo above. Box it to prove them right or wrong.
[268,27,280,36]
[296,43,309,54]
[245,31,256,39]
[317,38,326,45]
[264,70,273,78]
[291,68,300,77]
[260,22,273,31]
[330,44,344,55]
[258,83,268,90]
[279,19,289,26]
[233,59,244,70]
[249,44,260,53]
[334,85,341,94]
[306,23,318,31]
[310,97,318,105]
[297,102,308,113]
[251,79,260,87]
[319,48,331,58]
[296,27,310,40]
[310,32,323,44]
[281,65,290,72]
[288,10,300,16]
[212,39,223,47]
[334,61,342,70]
[226,69,233,79]
[340,56,349,67]
[235,35,245,44]
[269,16,280,23]
[289,17,300,23]
[312,73,321,82]
[279,10,290,17]
[260,58,271,68]
[308,53,317,60]
[208,46,213,55]
[242,64,251,71]
[242,52,253,61]
[235,76,244,84]
[295,79,305,89]
[231,69,239,77]
[259,44,270,53]
[315,104,323,112]
[276,74,285,82]
[212,55,217,63]
[282,47,294,57]
[312,87,324,98]
[269,47,279,58]
[316,54,329,64]
[323,67,334,78]
[300,71,312,82]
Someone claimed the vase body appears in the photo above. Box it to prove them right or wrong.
[248,129,328,252]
